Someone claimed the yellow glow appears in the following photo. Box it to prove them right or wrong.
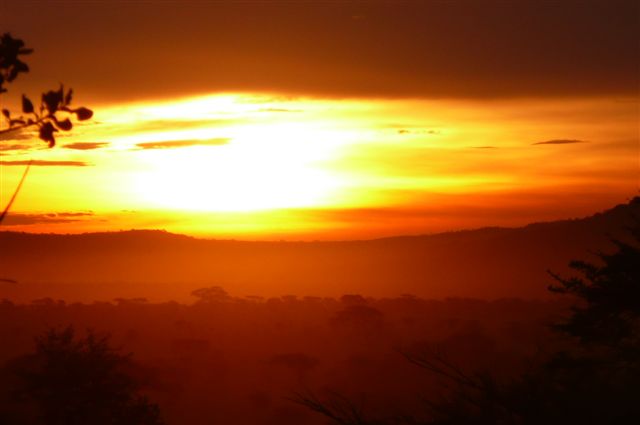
[1,93,637,238]
[133,124,345,212]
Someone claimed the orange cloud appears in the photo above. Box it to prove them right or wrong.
[532,139,587,146]
[63,142,109,150]
[0,211,94,226]
[134,138,229,150]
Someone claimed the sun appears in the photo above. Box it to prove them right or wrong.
[133,122,345,212]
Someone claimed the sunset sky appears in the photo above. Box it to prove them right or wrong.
[1,0,638,239]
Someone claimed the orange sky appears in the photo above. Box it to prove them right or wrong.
[1,1,638,239]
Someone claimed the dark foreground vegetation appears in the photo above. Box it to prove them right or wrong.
[1,221,638,424]
[0,327,162,425]
[298,221,640,424]
[1,293,568,424]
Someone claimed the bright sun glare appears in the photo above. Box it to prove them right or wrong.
[5,92,636,233]
[127,97,349,212]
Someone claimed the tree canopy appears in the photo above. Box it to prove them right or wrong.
[298,222,640,424]
[0,327,163,425]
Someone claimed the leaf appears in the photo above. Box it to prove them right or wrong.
[8,67,19,82]
[57,84,64,103]
[74,107,93,121]
[15,61,29,73]
[55,118,73,131]
[39,122,58,147]
[42,89,62,114]
[22,94,34,114]
[64,88,73,106]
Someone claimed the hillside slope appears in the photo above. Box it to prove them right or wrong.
[1,197,638,302]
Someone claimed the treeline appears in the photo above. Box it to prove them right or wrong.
[0,294,568,425]
[297,225,640,424]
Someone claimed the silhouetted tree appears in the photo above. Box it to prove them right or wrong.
[0,33,31,94]
[191,285,231,303]
[0,327,163,425]
[549,224,640,353]
[297,222,640,424]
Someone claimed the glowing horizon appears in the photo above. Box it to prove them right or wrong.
[1,92,638,239]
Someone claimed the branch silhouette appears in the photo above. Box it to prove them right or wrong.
[0,32,93,224]
[0,159,31,223]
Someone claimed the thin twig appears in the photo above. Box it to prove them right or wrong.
[0,159,32,224]
[0,118,45,136]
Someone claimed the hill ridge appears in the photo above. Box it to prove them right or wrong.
[2,196,638,244]
[1,197,638,302]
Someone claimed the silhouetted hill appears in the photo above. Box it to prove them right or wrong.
[1,197,638,302]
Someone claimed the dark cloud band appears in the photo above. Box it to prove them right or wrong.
[3,0,638,101]
[533,139,586,146]
[0,211,94,226]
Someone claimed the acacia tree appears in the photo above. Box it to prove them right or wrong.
[0,327,164,425]
[0,32,93,223]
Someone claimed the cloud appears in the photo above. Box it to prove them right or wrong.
[63,142,109,150]
[471,146,498,149]
[532,139,587,146]
[259,108,302,113]
[0,131,34,142]
[0,143,34,152]
[392,127,440,135]
[134,119,238,132]
[0,278,18,284]
[5,1,637,100]
[0,211,94,226]
[135,138,230,150]
[0,160,90,166]
[56,212,96,218]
